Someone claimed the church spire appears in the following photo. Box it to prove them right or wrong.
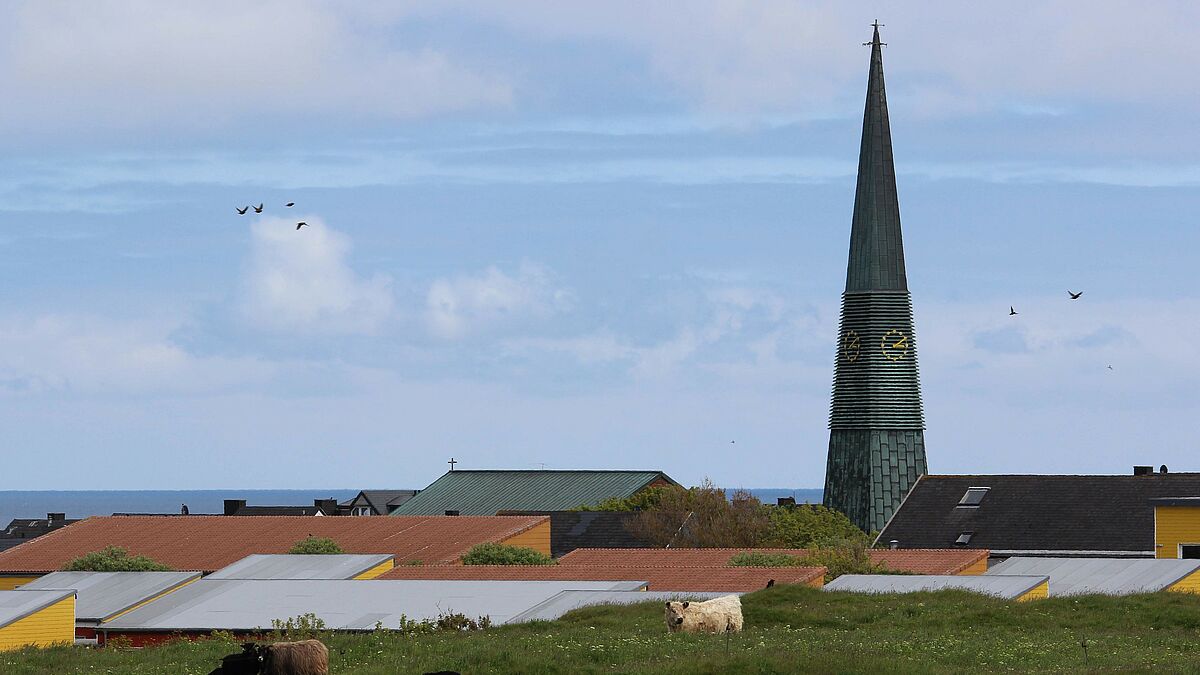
[845,20,907,293]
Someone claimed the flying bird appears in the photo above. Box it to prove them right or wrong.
[285,202,295,207]
[1069,291,1082,299]
[296,222,308,230]
[236,206,248,215]
[1009,306,1018,316]
[253,203,264,214]
[1107,365,1114,371]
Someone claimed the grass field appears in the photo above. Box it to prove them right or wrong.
[5,584,1200,673]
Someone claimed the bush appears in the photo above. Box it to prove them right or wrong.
[270,613,327,641]
[288,536,344,554]
[398,611,492,635]
[629,479,770,548]
[728,551,804,567]
[573,486,670,511]
[62,546,172,571]
[762,504,870,548]
[460,543,556,566]
[798,539,904,582]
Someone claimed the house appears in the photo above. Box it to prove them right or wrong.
[824,574,1049,601]
[0,514,80,556]
[875,470,1200,560]
[392,470,678,516]
[206,554,395,580]
[18,571,200,636]
[98,579,645,646]
[221,499,342,516]
[1151,497,1200,559]
[0,589,75,651]
[497,511,660,558]
[379,563,826,592]
[343,490,419,516]
[557,547,989,576]
[984,557,1200,595]
[0,514,550,585]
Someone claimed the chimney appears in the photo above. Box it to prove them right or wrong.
[47,513,65,523]
[889,540,899,550]
[1133,466,1153,476]
[314,499,338,515]
[223,499,247,516]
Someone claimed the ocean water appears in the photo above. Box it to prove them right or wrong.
[0,487,824,527]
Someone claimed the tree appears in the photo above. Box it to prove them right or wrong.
[288,536,344,554]
[798,539,900,582]
[572,486,669,512]
[63,546,171,572]
[460,543,556,565]
[629,479,770,548]
[727,551,803,567]
[762,504,870,548]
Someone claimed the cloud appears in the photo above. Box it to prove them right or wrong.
[426,263,571,339]
[241,217,393,334]
[971,326,1031,354]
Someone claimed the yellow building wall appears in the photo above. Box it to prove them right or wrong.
[501,520,552,556]
[1154,506,1200,559]
[353,558,396,580]
[0,595,75,651]
[957,557,988,576]
[1167,569,1200,594]
[0,577,40,591]
[1017,580,1049,602]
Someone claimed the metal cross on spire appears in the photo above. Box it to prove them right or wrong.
[863,19,886,47]
[448,457,457,471]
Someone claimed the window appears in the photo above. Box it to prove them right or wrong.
[1181,545,1200,559]
[957,487,990,507]
[955,532,973,545]
[352,506,372,516]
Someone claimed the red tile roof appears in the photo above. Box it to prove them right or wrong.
[379,563,825,592]
[558,548,988,575]
[0,515,547,574]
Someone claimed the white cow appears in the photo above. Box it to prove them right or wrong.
[664,596,743,633]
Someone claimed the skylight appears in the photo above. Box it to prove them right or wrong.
[958,487,990,507]
[955,532,974,545]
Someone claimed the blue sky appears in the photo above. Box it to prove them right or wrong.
[2,1,1199,489]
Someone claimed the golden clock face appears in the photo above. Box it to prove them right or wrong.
[881,329,909,361]
[842,329,861,362]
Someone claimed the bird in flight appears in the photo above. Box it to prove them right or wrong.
[253,203,264,214]
[236,206,249,215]
[1009,306,1018,316]
[285,202,295,207]
[1107,365,1114,371]
[296,222,308,230]
[1069,291,1082,299]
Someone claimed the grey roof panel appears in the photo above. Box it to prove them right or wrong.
[21,571,199,622]
[985,557,1200,596]
[509,590,735,623]
[0,589,75,628]
[102,579,646,631]
[824,574,1047,599]
[394,470,675,516]
[207,554,394,580]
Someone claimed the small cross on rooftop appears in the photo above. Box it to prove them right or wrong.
[448,457,457,471]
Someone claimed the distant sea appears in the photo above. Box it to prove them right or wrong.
[0,488,823,526]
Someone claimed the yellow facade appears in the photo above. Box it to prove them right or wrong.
[957,557,988,576]
[1167,569,1200,594]
[500,520,552,556]
[1017,580,1049,602]
[353,558,396,580]
[1154,505,1200,559]
[0,576,40,591]
[0,595,75,651]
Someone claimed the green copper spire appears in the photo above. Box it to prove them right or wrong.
[823,22,927,534]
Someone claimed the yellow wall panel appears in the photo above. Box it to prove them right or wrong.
[0,577,40,591]
[1168,569,1200,594]
[1154,506,1200,559]
[354,558,396,580]
[1017,580,1048,602]
[0,595,75,652]
[501,520,551,556]
[957,557,988,576]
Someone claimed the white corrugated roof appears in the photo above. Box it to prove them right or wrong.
[102,579,647,631]
[21,571,199,622]
[0,589,74,628]
[207,554,394,580]
[985,557,1200,595]
[824,574,1047,599]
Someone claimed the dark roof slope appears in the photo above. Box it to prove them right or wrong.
[498,511,660,558]
[878,474,1200,554]
[352,491,419,515]
[393,470,677,516]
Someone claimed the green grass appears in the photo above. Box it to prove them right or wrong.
[6,586,1200,673]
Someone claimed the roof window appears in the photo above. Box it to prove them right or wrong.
[955,532,973,545]
[957,487,989,507]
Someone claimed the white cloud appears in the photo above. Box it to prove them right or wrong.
[426,263,571,339]
[241,217,394,334]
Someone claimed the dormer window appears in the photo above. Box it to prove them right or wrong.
[958,487,990,507]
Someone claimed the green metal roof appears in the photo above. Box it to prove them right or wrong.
[391,470,675,516]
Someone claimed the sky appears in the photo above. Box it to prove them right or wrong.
[2,1,1199,489]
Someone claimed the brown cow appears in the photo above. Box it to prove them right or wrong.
[262,640,329,675]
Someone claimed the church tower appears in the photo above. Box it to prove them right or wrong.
[823,23,927,533]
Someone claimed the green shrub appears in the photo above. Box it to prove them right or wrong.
[763,504,870,548]
[460,543,556,565]
[573,486,669,511]
[269,613,327,641]
[728,551,804,567]
[62,546,172,572]
[798,539,905,582]
[288,536,344,554]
